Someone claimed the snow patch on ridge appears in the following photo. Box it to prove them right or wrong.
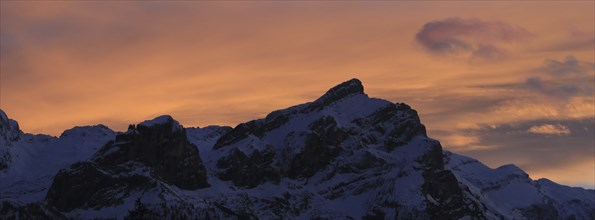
[138,115,182,133]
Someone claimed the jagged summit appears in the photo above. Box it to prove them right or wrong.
[136,115,182,134]
[213,78,380,149]
[0,109,21,142]
[0,109,22,170]
[139,115,177,127]
[314,78,364,104]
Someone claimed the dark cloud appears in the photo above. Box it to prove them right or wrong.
[542,29,595,53]
[454,118,594,173]
[541,56,592,76]
[546,37,595,52]
[524,77,582,99]
[0,32,16,55]
[415,17,532,60]
[471,44,507,60]
[523,56,594,99]
[472,56,594,100]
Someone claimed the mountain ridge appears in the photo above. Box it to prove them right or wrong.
[0,79,593,219]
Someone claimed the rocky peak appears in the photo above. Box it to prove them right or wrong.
[0,109,21,142]
[308,78,365,111]
[138,115,180,130]
[212,79,431,188]
[0,109,22,171]
[213,79,371,150]
[94,115,208,189]
[46,115,210,212]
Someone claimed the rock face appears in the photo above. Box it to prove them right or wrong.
[286,115,346,179]
[46,115,209,212]
[46,161,155,212]
[95,116,209,189]
[0,110,22,170]
[0,109,21,143]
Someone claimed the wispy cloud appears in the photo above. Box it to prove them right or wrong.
[459,119,594,179]
[523,56,594,100]
[542,29,595,52]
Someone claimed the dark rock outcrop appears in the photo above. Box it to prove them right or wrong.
[94,116,209,189]
[46,115,209,212]
[0,109,21,143]
[217,147,279,188]
[306,78,364,112]
[215,115,351,187]
[288,116,346,178]
[0,109,21,171]
[213,120,265,149]
[46,161,155,212]
[421,141,486,219]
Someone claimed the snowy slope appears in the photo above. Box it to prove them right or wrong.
[445,151,595,219]
[0,109,116,205]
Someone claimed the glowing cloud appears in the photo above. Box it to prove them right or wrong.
[528,124,571,135]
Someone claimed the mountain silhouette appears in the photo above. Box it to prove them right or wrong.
[1,79,593,219]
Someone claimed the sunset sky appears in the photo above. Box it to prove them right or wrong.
[1,1,593,188]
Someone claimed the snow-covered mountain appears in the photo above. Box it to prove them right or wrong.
[0,110,115,207]
[445,152,595,219]
[0,79,593,219]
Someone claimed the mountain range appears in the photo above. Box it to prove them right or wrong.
[1,79,593,219]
